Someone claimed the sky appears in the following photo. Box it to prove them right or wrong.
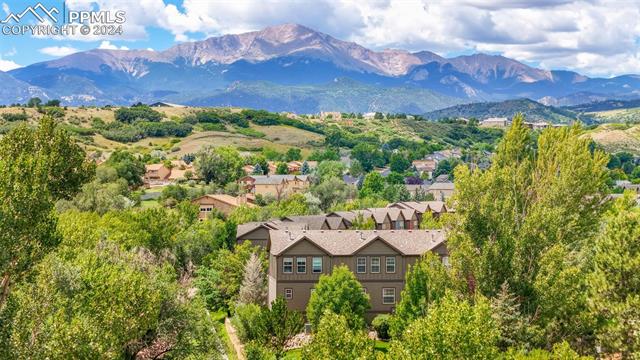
[0,0,639,77]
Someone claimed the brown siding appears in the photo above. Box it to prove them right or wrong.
[270,238,446,316]
[237,227,270,248]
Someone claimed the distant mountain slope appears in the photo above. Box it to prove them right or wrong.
[3,23,640,110]
[423,98,586,123]
[183,79,466,113]
[566,99,640,112]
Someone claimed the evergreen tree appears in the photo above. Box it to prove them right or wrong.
[300,161,310,175]
[238,253,267,306]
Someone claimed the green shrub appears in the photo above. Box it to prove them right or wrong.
[244,341,276,360]
[372,314,391,340]
[200,123,227,132]
[232,303,263,342]
[1,112,28,122]
[114,105,162,123]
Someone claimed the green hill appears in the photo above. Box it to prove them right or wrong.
[184,79,466,114]
[423,98,591,124]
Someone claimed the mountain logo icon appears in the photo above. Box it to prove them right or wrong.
[1,2,60,24]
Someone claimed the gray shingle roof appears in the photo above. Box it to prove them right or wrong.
[269,230,446,256]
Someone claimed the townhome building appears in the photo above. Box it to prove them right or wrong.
[265,230,448,318]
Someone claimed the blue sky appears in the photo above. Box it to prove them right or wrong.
[1,0,639,77]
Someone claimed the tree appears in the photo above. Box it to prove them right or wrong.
[382,183,411,202]
[390,253,451,338]
[196,241,267,311]
[285,147,302,162]
[311,177,355,211]
[306,265,370,330]
[359,172,385,198]
[195,146,245,185]
[238,253,267,306]
[106,150,145,187]
[275,162,289,175]
[350,213,376,230]
[588,193,640,358]
[433,158,461,179]
[385,171,405,185]
[533,244,594,352]
[57,177,132,215]
[390,153,410,173]
[388,293,500,360]
[0,117,93,309]
[44,99,61,107]
[351,143,384,172]
[252,163,265,175]
[316,161,346,182]
[301,311,376,360]
[300,161,310,175]
[491,283,532,351]
[448,115,608,305]
[27,97,42,108]
[256,297,304,358]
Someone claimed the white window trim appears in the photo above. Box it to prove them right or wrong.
[283,257,293,274]
[296,257,306,274]
[284,288,293,299]
[371,257,381,273]
[312,256,322,273]
[382,288,396,304]
[386,257,396,273]
[356,257,367,273]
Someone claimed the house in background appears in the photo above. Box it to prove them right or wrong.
[238,174,310,200]
[144,160,197,187]
[412,159,437,179]
[480,117,510,128]
[267,230,448,318]
[144,163,171,186]
[192,194,256,219]
[428,181,455,201]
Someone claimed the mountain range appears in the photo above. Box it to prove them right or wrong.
[3,23,640,113]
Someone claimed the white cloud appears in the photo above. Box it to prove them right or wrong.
[39,46,79,57]
[0,57,21,71]
[98,41,129,50]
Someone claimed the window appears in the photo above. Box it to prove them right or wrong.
[386,257,396,273]
[312,257,322,273]
[382,288,396,304]
[356,257,367,273]
[283,258,293,274]
[284,288,293,299]
[371,257,381,273]
[297,257,306,273]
